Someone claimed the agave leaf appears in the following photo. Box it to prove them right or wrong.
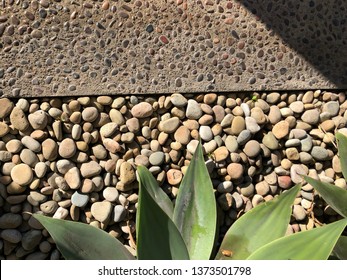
[173,142,217,260]
[247,219,347,260]
[33,214,135,260]
[332,236,347,260]
[336,132,347,180]
[136,165,174,219]
[136,170,189,260]
[304,176,347,218]
[215,185,300,260]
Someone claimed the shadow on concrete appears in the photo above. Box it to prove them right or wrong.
[239,0,347,87]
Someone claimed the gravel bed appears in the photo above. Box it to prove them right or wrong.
[0,90,346,259]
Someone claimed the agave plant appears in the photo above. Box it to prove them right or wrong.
[34,142,347,260]
[303,132,347,260]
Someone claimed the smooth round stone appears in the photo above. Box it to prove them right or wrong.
[217,181,233,193]
[272,120,289,139]
[299,152,313,164]
[109,109,125,125]
[92,144,107,160]
[243,140,261,157]
[199,125,213,141]
[170,93,187,107]
[293,205,306,221]
[56,159,75,174]
[290,164,308,184]
[58,139,76,158]
[255,181,270,196]
[213,146,229,162]
[113,205,127,222]
[111,97,125,108]
[266,92,280,104]
[5,139,22,153]
[301,109,320,125]
[0,150,12,162]
[40,200,58,215]
[245,117,260,134]
[103,187,119,202]
[64,167,81,189]
[135,155,149,167]
[285,139,301,147]
[100,122,118,138]
[21,136,41,152]
[240,103,250,117]
[53,207,69,219]
[289,129,307,139]
[252,194,264,207]
[10,107,29,131]
[231,116,245,135]
[22,230,42,251]
[251,107,267,124]
[71,191,89,207]
[11,163,33,185]
[131,102,153,118]
[221,114,233,127]
[322,101,339,117]
[20,149,39,167]
[1,229,22,243]
[213,105,225,122]
[28,110,47,130]
[227,163,244,180]
[187,140,199,154]
[263,132,280,150]
[225,135,238,152]
[0,98,14,118]
[80,161,102,178]
[0,122,9,137]
[232,192,244,209]
[82,107,99,122]
[121,132,134,143]
[158,117,180,133]
[71,124,82,140]
[278,176,292,189]
[126,118,140,133]
[311,146,329,161]
[167,169,183,185]
[120,162,135,184]
[268,105,282,124]
[237,130,252,145]
[0,213,22,229]
[302,91,314,103]
[34,162,48,179]
[203,140,217,154]
[301,136,313,152]
[174,126,190,145]
[320,120,335,132]
[91,201,112,223]
[286,147,300,161]
[149,151,165,166]
[186,99,202,120]
[289,101,304,113]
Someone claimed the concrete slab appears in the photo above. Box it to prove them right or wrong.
[0,0,346,97]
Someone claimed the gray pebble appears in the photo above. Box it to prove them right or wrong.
[71,192,89,207]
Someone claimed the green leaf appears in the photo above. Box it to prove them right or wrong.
[304,176,347,218]
[215,185,300,260]
[332,236,347,260]
[336,132,347,180]
[136,165,174,219]
[33,214,135,260]
[173,142,217,260]
[136,169,190,260]
[247,219,347,260]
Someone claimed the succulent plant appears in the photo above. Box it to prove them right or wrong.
[34,142,347,260]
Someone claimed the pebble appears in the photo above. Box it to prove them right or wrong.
[272,120,289,139]
[64,167,81,189]
[0,122,9,137]
[243,140,261,157]
[167,169,183,185]
[170,93,187,107]
[91,201,113,223]
[0,213,22,229]
[1,229,22,243]
[231,116,245,135]
[213,146,229,162]
[21,136,41,153]
[301,109,320,125]
[120,162,136,184]
[158,117,180,133]
[103,187,119,202]
[0,98,14,118]
[53,207,69,219]
[10,107,29,131]
[80,161,102,178]
[225,136,238,152]
[131,102,153,118]
[174,126,190,145]
[28,110,47,130]
[40,200,58,215]
[10,164,33,185]
[263,132,279,150]
[245,117,260,134]
[113,205,127,222]
[71,191,89,207]
[21,230,42,251]
[149,151,165,166]
[227,163,243,180]
[186,100,202,119]
[293,205,306,221]
[200,126,213,141]
[217,181,233,193]
[311,146,329,161]
[322,101,339,117]
[58,139,77,159]
[82,107,99,122]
